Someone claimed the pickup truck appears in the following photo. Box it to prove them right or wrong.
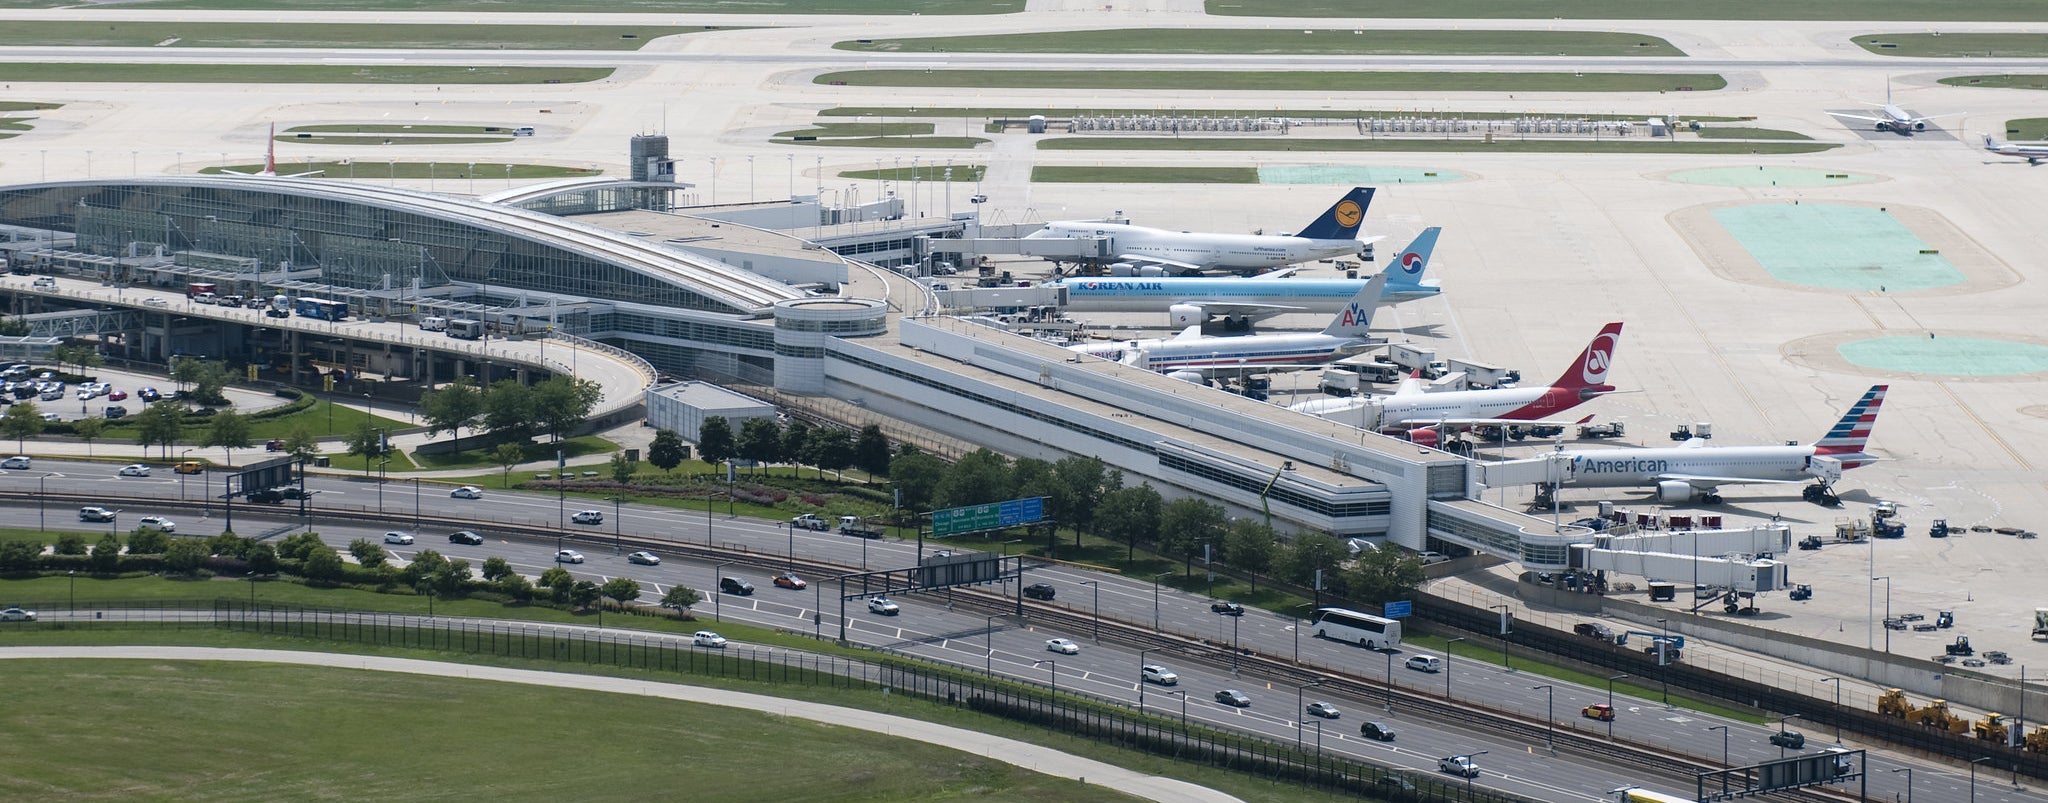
[791,514,831,531]
[838,515,884,539]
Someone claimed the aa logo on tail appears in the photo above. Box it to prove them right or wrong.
[1340,303,1371,327]
[1581,332,1619,386]
[1333,200,1364,229]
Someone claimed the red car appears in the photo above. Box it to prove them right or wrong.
[773,572,807,590]
[107,390,128,401]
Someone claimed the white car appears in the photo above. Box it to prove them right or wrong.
[117,464,151,477]
[142,296,168,307]
[692,630,728,648]
[1045,638,1080,655]
[1438,755,1481,778]
[449,486,483,499]
[866,596,900,615]
[0,456,27,470]
[136,516,175,534]
[555,549,585,564]
[571,510,603,525]
[627,551,661,566]
[0,606,36,622]
[382,531,414,545]
[1141,664,1178,686]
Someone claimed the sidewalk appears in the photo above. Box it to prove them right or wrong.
[0,646,1243,803]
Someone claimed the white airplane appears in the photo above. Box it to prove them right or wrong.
[1047,227,1441,328]
[1982,134,2048,165]
[1550,385,1888,504]
[1826,81,1959,133]
[1289,323,1623,447]
[1027,187,1382,275]
[1067,275,1384,377]
[222,124,324,178]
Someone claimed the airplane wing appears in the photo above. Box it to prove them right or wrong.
[1908,112,1966,123]
[1410,415,1594,431]
[1114,253,1206,273]
[1251,268,1301,280]
[1825,111,1887,124]
[1653,473,1804,491]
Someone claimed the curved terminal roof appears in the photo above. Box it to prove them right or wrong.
[10,176,803,314]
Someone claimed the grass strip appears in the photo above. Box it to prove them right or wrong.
[1692,127,1813,140]
[819,69,1726,93]
[2004,117,2048,140]
[774,122,935,138]
[199,161,600,179]
[0,63,611,84]
[35,0,1012,12]
[1038,137,1837,154]
[1854,33,2048,57]
[1033,166,1259,183]
[0,22,721,50]
[1205,0,2048,21]
[824,105,1749,122]
[274,135,514,145]
[837,29,1683,57]
[0,101,61,111]
[785,136,988,149]
[286,124,520,134]
[1943,74,2048,90]
[838,165,987,182]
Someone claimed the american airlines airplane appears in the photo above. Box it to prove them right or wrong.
[1047,227,1442,328]
[222,124,324,178]
[1983,134,2048,165]
[1289,323,1622,446]
[1026,187,1381,275]
[1066,276,1384,376]
[1826,81,1958,133]
[1554,385,1887,504]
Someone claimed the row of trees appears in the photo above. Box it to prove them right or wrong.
[418,376,603,450]
[695,416,892,480]
[0,399,260,463]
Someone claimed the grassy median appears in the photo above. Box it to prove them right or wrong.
[818,70,1726,93]
[0,63,611,84]
[837,29,1683,57]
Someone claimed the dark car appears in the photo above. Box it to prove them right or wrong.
[1770,730,1806,749]
[278,486,311,500]
[1375,776,1417,793]
[1360,721,1397,741]
[245,488,285,504]
[720,577,755,596]
[1210,600,1245,616]
[137,387,161,402]
[448,531,485,546]
[1023,583,1056,601]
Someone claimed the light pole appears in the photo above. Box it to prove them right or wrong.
[1606,674,1629,739]
[1463,750,1489,796]
[1707,725,1730,796]
[1151,571,1170,631]
[67,569,75,612]
[714,561,734,622]
[1531,684,1555,749]
[1288,603,1314,663]
[611,495,622,556]
[1033,658,1057,700]
[1778,713,1802,758]
[411,478,421,532]
[1445,637,1467,700]
[1971,756,1992,802]
[1138,646,1169,710]
[1216,608,1242,674]
[784,521,795,571]
[985,613,1001,677]
[1294,678,1325,749]
[37,475,45,532]
[1081,580,1100,642]
[1890,767,1912,803]
[1657,617,1670,704]
[1162,689,1187,727]
[178,449,192,501]
[1297,719,1324,754]
[1489,603,1512,670]
[1820,677,1841,741]
[1873,576,1893,653]
[1383,649,1394,712]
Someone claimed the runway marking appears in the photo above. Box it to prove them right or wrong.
[1937,382,2030,470]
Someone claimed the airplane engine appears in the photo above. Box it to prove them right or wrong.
[1401,428,1440,448]
[1913,121,1928,131]
[1875,122,1890,131]
[1656,480,1696,502]
[1168,303,1205,328]
[1167,369,1210,386]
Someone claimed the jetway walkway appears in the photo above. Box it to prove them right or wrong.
[17,307,143,339]
[917,234,1110,261]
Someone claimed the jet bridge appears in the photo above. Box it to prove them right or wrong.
[1569,530,1791,594]
[916,233,1112,261]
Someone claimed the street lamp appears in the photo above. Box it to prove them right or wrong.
[1080,580,1101,642]
[1463,750,1489,795]
[1297,719,1324,754]
[1138,646,1171,710]
[1657,617,1670,704]
[1971,756,1992,802]
[1531,684,1555,750]
[411,478,421,532]
[1033,658,1057,700]
[1707,725,1730,796]
[985,614,1002,676]
[1778,713,1803,758]
[178,448,192,501]
[611,494,623,556]
[1216,606,1242,674]
[1820,677,1841,741]
[1161,689,1187,727]
[1489,603,1512,670]
[1383,649,1394,712]
[1294,678,1325,749]
[1606,674,1629,739]
[713,561,735,622]
[67,569,75,612]
[1151,571,1171,631]
[1873,576,1893,653]
[37,475,45,532]
[1890,767,1912,803]
[1445,637,1468,700]
[784,521,795,571]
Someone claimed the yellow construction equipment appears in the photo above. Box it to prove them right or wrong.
[1975,713,2010,743]
[2024,726,2048,754]
[1912,699,1969,734]
[1878,688,1918,719]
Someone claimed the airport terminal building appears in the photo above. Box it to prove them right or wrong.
[0,174,1573,562]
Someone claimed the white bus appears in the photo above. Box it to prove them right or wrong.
[1311,607,1402,650]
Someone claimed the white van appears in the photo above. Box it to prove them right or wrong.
[419,316,449,332]
[1404,655,1443,673]
[512,126,536,137]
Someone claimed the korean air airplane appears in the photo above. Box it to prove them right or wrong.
[1027,187,1381,275]
[1066,275,1385,376]
[1047,227,1442,328]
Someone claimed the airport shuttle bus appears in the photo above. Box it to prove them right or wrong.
[1612,786,1697,803]
[1310,607,1402,649]
[293,298,349,322]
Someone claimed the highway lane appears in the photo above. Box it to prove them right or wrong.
[0,460,2037,802]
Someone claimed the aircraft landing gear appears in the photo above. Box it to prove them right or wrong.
[1801,484,1841,506]
[1699,492,1724,505]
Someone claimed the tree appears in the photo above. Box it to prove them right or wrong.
[1158,498,1227,577]
[660,585,703,612]
[343,420,383,475]
[302,545,344,582]
[540,566,574,602]
[481,556,514,582]
[492,442,527,486]
[647,429,687,476]
[419,377,484,450]
[170,357,232,405]
[245,543,279,576]
[736,417,782,474]
[1279,533,1347,590]
[54,342,103,377]
[1094,483,1163,560]
[433,558,472,595]
[853,425,891,481]
[125,528,170,556]
[89,534,121,572]
[131,402,182,459]
[600,576,641,605]
[496,573,534,602]
[71,416,107,457]
[283,426,320,465]
[1,401,45,452]
[399,549,447,587]
[207,532,249,560]
[810,428,854,481]
[1050,458,1113,544]
[1348,546,1425,603]
[1222,519,1279,590]
[164,540,209,575]
[0,317,29,337]
[569,580,601,610]
[936,448,1010,508]
[696,417,735,472]
[608,451,639,485]
[781,418,813,475]
[276,531,324,562]
[0,540,43,571]
[348,538,388,570]
[529,376,603,444]
[481,380,535,439]
[888,451,947,512]
[54,533,86,556]
[202,409,253,468]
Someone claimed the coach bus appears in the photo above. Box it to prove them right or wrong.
[1310,607,1402,650]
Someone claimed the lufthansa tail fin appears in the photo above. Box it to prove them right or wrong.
[1812,385,1888,456]
[1545,322,1624,394]
[1382,226,1441,291]
[1295,187,1375,241]
[1319,274,1387,338]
